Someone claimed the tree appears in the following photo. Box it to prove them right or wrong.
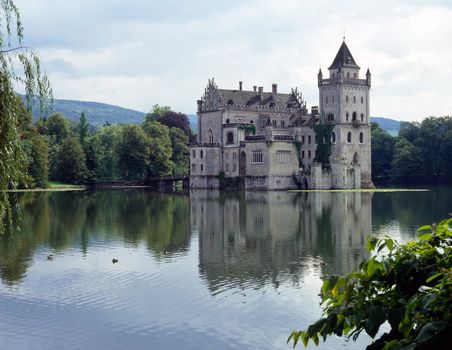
[28,133,49,188]
[78,112,89,146]
[371,126,395,182]
[143,121,174,177]
[144,104,171,123]
[169,127,189,176]
[56,137,87,183]
[289,217,451,350]
[115,125,151,180]
[390,138,423,183]
[45,113,71,143]
[313,119,334,169]
[0,0,52,233]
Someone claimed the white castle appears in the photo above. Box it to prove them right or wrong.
[190,40,373,190]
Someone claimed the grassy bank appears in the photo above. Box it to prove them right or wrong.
[6,182,87,192]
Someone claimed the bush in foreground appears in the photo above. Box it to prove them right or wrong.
[289,217,451,349]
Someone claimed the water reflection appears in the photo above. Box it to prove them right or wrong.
[192,190,373,294]
[0,191,191,286]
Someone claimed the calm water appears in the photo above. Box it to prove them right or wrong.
[0,188,450,350]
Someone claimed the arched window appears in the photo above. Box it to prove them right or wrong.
[227,99,234,106]
[287,103,293,108]
[353,73,357,78]
[352,112,357,121]
[347,72,350,78]
[269,102,275,107]
[347,132,352,143]
[361,96,364,103]
[266,118,271,126]
[200,150,204,158]
[281,120,285,127]
[272,119,277,127]
[360,113,364,122]
[359,132,364,144]
[353,152,359,164]
[346,95,349,103]
[325,96,328,104]
[353,96,356,103]
[250,120,254,124]
[225,118,230,124]
[331,131,336,144]
[226,132,234,144]
[327,113,334,121]
[345,113,349,121]
[208,129,213,143]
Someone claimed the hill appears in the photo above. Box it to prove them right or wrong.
[371,117,401,136]
[24,96,145,126]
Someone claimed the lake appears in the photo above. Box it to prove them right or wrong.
[0,188,450,350]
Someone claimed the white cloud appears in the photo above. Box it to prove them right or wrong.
[13,0,452,120]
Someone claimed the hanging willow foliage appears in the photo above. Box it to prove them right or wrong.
[0,0,52,234]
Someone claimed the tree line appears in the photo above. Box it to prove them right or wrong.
[16,104,195,187]
[371,116,452,184]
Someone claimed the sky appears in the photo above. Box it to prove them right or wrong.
[12,0,452,121]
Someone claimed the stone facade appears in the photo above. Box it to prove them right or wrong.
[190,40,373,190]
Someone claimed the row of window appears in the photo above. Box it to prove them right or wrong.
[332,72,358,79]
[347,131,364,144]
[225,152,237,160]
[346,112,365,122]
[225,163,237,172]
[325,95,364,104]
[192,149,204,158]
[276,150,291,163]
[191,164,204,172]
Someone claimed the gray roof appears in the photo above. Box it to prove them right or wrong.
[217,89,301,109]
[328,41,360,70]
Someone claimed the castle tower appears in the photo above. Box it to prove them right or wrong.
[318,40,372,187]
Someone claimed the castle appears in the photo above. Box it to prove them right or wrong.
[190,40,373,190]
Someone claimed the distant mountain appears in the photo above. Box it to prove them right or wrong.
[23,96,145,126]
[370,117,401,136]
[188,114,198,132]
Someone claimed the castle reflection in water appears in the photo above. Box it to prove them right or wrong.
[190,190,372,291]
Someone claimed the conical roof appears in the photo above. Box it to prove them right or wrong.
[328,41,360,70]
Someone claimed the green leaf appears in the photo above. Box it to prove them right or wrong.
[426,272,442,283]
[418,233,432,240]
[417,225,432,232]
[415,321,447,344]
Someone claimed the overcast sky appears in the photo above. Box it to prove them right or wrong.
[14,0,452,121]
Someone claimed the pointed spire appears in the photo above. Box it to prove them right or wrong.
[329,40,360,70]
[318,68,323,75]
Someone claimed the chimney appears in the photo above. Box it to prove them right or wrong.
[258,86,263,99]
[253,85,257,92]
[272,83,277,94]
[239,81,243,91]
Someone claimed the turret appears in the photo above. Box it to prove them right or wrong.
[318,68,323,87]
[366,68,371,87]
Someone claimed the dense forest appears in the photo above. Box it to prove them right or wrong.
[16,102,195,188]
[371,116,452,184]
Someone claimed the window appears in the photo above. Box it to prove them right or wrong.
[361,96,364,103]
[302,135,305,144]
[233,163,237,172]
[191,164,196,172]
[226,118,230,124]
[226,132,234,144]
[250,120,254,124]
[347,132,352,143]
[346,112,349,121]
[325,96,328,104]
[308,135,312,144]
[332,131,336,144]
[301,150,305,159]
[359,132,364,144]
[353,96,356,103]
[200,150,204,158]
[272,119,277,127]
[281,120,285,127]
[269,102,275,107]
[225,163,229,171]
[225,153,229,159]
[308,150,311,158]
[232,152,237,160]
[201,164,204,172]
[315,135,318,144]
[347,72,350,78]
[208,129,213,143]
[360,113,364,122]
[346,95,349,103]
[352,112,357,121]
[192,150,196,158]
[277,150,291,163]
[252,150,263,164]
[332,96,335,103]
[327,113,334,121]
[353,73,357,78]
[227,99,234,106]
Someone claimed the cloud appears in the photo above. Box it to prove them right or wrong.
[13,0,452,120]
